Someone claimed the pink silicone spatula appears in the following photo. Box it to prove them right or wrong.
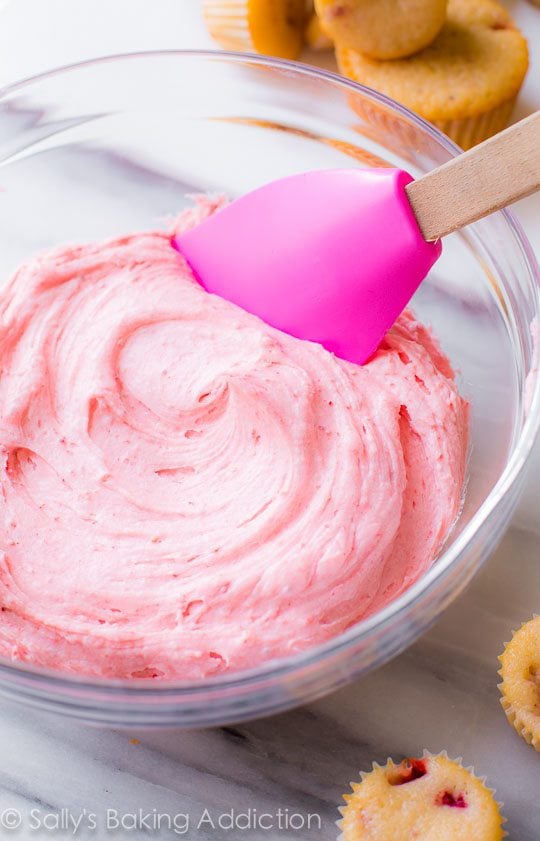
[176,112,540,364]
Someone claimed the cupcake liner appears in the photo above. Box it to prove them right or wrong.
[337,44,519,151]
[498,614,540,752]
[203,0,254,52]
[337,751,506,840]
[343,89,433,166]
[499,694,540,751]
[432,98,517,150]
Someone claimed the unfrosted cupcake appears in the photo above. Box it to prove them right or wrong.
[339,753,504,840]
[203,0,308,59]
[305,11,333,50]
[315,0,448,59]
[336,0,528,149]
[499,615,540,751]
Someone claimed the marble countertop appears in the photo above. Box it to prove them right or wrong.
[0,2,539,839]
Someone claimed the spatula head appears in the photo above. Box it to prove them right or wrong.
[175,168,441,364]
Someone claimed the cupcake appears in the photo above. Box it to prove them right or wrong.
[203,0,308,59]
[499,615,540,751]
[315,0,448,60]
[339,753,505,840]
[305,11,333,50]
[336,0,529,149]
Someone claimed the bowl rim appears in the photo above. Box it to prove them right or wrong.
[0,48,539,699]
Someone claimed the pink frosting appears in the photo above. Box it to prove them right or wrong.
[0,200,468,680]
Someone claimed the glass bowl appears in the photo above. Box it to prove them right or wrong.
[0,51,538,727]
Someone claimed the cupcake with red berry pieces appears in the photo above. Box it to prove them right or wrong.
[499,615,540,751]
[338,752,505,840]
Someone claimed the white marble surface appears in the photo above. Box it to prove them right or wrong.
[0,2,539,839]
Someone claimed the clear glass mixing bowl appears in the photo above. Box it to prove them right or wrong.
[0,51,538,727]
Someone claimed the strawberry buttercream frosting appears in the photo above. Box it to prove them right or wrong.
[0,199,468,680]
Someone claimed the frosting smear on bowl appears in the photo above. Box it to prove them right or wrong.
[0,199,468,680]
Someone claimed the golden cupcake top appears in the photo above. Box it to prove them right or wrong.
[339,753,504,841]
[335,0,528,122]
[499,614,540,751]
[315,0,448,59]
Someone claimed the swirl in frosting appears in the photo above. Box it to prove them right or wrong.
[0,199,468,679]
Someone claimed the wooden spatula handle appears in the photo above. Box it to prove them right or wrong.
[406,111,540,241]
